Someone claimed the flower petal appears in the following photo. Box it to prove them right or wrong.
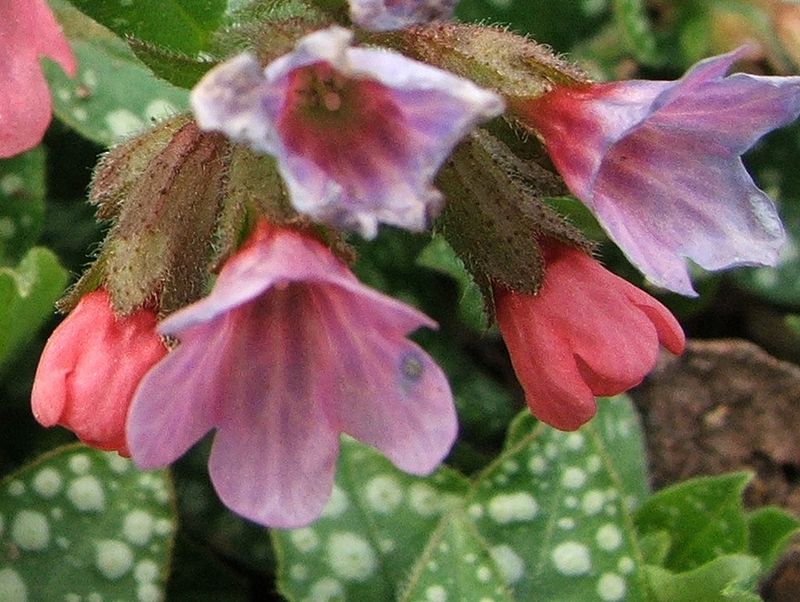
[0,0,76,157]
[191,27,503,237]
[349,0,457,31]
[495,242,684,431]
[522,48,800,295]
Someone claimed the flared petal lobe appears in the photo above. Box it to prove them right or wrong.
[191,27,503,238]
[494,241,684,431]
[31,290,166,455]
[128,221,457,527]
[349,0,457,31]
[0,0,76,157]
[519,48,799,295]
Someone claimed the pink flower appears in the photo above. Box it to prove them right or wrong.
[494,240,685,431]
[349,0,457,31]
[190,26,503,238]
[127,221,456,527]
[516,48,800,295]
[31,290,167,455]
[1,0,76,158]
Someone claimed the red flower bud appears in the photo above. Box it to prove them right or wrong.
[31,290,166,455]
[494,240,685,431]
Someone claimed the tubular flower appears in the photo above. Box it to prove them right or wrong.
[127,221,457,528]
[31,290,167,456]
[516,47,800,295]
[494,240,685,431]
[190,26,503,238]
[349,0,457,31]
[0,0,76,158]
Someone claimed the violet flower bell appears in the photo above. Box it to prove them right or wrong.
[127,221,457,528]
[349,0,457,31]
[494,240,685,431]
[516,47,800,295]
[0,0,76,158]
[190,26,503,238]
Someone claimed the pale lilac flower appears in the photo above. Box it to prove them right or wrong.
[0,0,76,157]
[517,47,800,295]
[127,221,457,528]
[190,26,503,238]
[349,0,457,31]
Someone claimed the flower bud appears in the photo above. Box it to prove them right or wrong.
[31,290,167,455]
[494,240,685,431]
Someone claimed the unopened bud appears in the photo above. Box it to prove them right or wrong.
[31,290,167,455]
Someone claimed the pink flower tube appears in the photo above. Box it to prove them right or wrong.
[127,221,457,527]
[0,0,76,158]
[494,240,685,431]
[31,290,167,455]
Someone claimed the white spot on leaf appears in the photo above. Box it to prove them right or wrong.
[67,476,106,512]
[11,510,50,551]
[95,539,134,580]
[552,541,591,576]
[326,532,377,581]
[32,468,62,498]
[487,492,539,524]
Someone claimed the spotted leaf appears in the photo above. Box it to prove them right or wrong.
[0,248,68,371]
[0,149,45,265]
[272,437,469,601]
[45,0,188,147]
[65,0,226,55]
[399,512,514,602]
[466,395,651,601]
[634,472,751,572]
[0,445,176,600]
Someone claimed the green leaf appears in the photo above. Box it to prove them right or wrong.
[456,0,610,52]
[0,149,46,265]
[611,0,661,64]
[417,235,488,331]
[46,1,189,147]
[66,0,226,54]
[272,437,469,601]
[0,248,68,371]
[645,555,762,602]
[399,511,513,602]
[639,531,671,566]
[0,445,176,600]
[747,506,800,576]
[467,396,651,600]
[128,38,218,89]
[634,473,752,572]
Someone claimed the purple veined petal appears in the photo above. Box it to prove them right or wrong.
[129,221,457,527]
[524,46,799,295]
[127,322,229,468]
[206,295,341,527]
[349,0,457,31]
[592,127,785,294]
[306,282,457,475]
[190,26,504,238]
[157,224,435,334]
[190,53,283,155]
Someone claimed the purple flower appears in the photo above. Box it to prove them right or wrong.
[127,221,457,528]
[190,26,503,238]
[349,0,457,31]
[517,48,800,295]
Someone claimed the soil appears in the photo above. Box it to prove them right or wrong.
[630,339,800,601]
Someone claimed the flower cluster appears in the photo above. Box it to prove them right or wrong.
[27,0,800,527]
